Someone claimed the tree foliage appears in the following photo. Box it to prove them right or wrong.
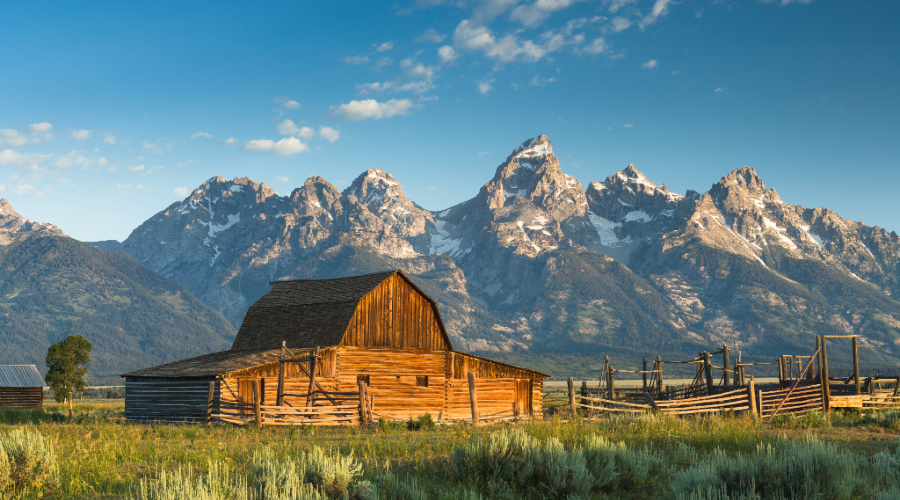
[45,334,93,403]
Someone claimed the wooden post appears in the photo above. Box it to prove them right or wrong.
[703,351,714,394]
[821,337,830,410]
[852,336,861,395]
[643,358,648,391]
[608,368,616,400]
[253,380,262,427]
[306,346,319,407]
[206,381,215,423]
[358,380,369,425]
[778,356,785,383]
[815,336,821,380]
[276,341,286,406]
[656,356,663,394]
[467,372,479,424]
[893,376,900,398]
[747,379,757,417]
[722,344,730,386]
[568,377,576,414]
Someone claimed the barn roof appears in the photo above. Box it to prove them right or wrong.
[120,349,284,378]
[0,365,46,388]
[230,270,452,351]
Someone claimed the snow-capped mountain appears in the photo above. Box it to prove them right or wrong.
[109,136,900,366]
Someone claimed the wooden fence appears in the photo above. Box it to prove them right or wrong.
[758,383,825,418]
[572,386,755,416]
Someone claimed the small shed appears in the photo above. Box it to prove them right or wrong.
[123,270,548,423]
[0,365,46,409]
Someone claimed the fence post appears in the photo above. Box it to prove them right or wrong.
[747,379,757,417]
[643,358,648,391]
[206,381,215,423]
[306,346,319,407]
[358,379,369,425]
[568,377,575,414]
[852,336,861,395]
[609,368,616,400]
[580,380,587,413]
[468,372,479,424]
[722,344,730,386]
[657,356,663,394]
[276,341,286,406]
[253,380,262,427]
[703,352,714,394]
[821,337,830,411]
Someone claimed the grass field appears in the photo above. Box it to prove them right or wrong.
[1,400,900,499]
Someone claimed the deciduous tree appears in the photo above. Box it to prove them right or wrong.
[45,335,93,417]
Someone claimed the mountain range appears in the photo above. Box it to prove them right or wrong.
[93,135,900,374]
[0,199,235,383]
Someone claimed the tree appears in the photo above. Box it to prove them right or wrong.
[45,335,93,417]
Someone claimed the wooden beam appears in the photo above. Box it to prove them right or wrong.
[253,380,262,427]
[468,372,479,424]
[306,347,319,408]
[703,352,714,394]
[568,377,575,413]
[852,336,861,395]
[770,347,820,418]
[747,379,757,417]
[276,342,285,407]
[643,358,648,391]
[643,391,660,411]
[722,344,730,386]
[822,336,830,410]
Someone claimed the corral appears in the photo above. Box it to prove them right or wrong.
[122,270,547,425]
[0,365,45,409]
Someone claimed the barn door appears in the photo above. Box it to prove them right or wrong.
[238,380,254,416]
[514,379,532,417]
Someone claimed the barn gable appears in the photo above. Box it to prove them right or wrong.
[230,270,451,352]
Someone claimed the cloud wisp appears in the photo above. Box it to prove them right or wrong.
[324,99,418,121]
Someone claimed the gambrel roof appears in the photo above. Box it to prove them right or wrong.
[229,270,452,351]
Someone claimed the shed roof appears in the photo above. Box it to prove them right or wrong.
[121,349,284,378]
[0,365,46,388]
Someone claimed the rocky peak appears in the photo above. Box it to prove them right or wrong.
[0,198,64,242]
[343,169,410,214]
[586,165,682,226]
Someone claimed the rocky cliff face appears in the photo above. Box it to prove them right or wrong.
[0,198,64,245]
[113,136,900,366]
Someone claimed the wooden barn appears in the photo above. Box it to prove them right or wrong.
[0,365,45,409]
[122,270,548,424]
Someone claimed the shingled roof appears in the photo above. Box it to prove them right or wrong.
[229,270,449,351]
[121,349,283,378]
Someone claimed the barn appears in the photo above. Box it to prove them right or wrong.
[122,270,548,424]
[0,365,46,409]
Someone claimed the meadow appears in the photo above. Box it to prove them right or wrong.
[1,400,900,499]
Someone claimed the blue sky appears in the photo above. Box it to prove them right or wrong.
[1,0,898,241]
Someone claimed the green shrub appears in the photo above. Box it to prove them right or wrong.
[405,414,436,431]
[0,428,59,498]
[253,447,359,499]
[860,410,900,432]
[671,436,861,500]
[133,461,249,500]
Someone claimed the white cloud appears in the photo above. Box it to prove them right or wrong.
[222,138,239,146]
[324,99,418,121]
[472,0,520,23]
[581,37,609,55]
[97,157,107,167]
[639,0,673,29]
[129,165,145,173]
[276,119,301,136]
[244,137,309,156]
[530,74,556,86]
[607,0,636,13]
[609,17,632,32]
[642,59,658,69]
[71,129,92,140]
[0,150,51,170]
[715,88,726,95]
[454,20,559,62]
[438,45,458,62]
[299,126,316,139]
[415,28,446,43]
[192,131,213,139]
[0,122,54,146]
[509,0,584,27]
[478,79,496,94]
[143,141,173,154]
[343,54,370,65]
[282,100,301,109]
[103,134,117,145]
[54,150,94,169]
[271,96,302,112]
[772,0,814,4]
[623,123,633,128]
[318,126,340,142]
[375,41,394,52]
[174,187,189,197]
[116,183,131,190]
[478,151,490,157]
[274,176,289,183]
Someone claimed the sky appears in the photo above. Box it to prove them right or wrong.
[1,0,898,242]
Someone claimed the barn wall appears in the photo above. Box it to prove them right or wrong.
[342,274,448,350]
[124,378,218,422]
[334,346,448,420]
[0,388,42,409]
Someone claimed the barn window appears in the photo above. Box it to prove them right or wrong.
[416,375,428,388]
[357,374,370,386]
